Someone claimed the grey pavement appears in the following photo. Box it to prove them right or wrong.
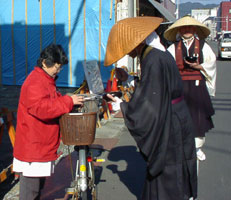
[97,119,145,200]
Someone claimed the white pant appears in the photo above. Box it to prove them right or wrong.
[195,137,206,177]
[195,137,205,148]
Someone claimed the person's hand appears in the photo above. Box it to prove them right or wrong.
[106,94,117,102]
[70,95,85,105]
[184,59,203,70]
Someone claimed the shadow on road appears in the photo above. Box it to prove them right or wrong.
[0,174,19,199]
[212,97,231,111]
[106,145,146,200]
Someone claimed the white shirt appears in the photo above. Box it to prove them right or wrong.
[13,158,55,177]
[145,31,166,52]
[167,38,217,96]
[111,96,123,111]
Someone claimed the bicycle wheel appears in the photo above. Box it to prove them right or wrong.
[79,157,97,200]
[79,187,95,200]
[80,190,88,200]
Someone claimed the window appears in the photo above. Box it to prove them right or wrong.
[223,33,231,40]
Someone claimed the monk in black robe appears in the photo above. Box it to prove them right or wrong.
[104,17,197,200]
[121,46,197,200]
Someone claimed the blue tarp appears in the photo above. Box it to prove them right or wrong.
[0,0,115,87]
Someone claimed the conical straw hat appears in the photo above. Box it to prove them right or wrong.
[164,15,210,42]
[104,17,163,66]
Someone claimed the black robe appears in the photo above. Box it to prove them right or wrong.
[121,47,197,200]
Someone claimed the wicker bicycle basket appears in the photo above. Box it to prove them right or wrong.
[59,112,97,145]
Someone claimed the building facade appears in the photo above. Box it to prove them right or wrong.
[191,7,219,40]
[217,2,231,32]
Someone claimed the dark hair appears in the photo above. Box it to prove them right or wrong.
[37,44,68,68]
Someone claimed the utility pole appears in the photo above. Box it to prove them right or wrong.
[226,15,228,31]
[176,0,179,19]
[128,0,134,72]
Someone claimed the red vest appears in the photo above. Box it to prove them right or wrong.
[175,38,202,80]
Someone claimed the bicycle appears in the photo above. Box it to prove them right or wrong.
[59,112,104,200]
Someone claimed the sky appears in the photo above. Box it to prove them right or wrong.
[179,0,225,5]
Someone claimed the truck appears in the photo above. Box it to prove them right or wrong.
[218,31,231,59]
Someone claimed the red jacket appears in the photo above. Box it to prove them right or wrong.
[13,67,73,162]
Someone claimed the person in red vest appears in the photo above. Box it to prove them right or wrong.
[13,44,84,200]
[164,15,217,171]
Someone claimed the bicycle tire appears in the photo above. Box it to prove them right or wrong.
[80,190,88,200]
[78,187,95,200]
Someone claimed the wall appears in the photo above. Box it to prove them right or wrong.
[220,2,231,32]
[0,0,115,88]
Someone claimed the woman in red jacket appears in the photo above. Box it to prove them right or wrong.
[13,44,84,200]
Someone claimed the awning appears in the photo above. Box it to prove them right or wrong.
[148,0,176,24]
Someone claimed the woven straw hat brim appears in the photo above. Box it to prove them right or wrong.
[104,17,163,66]
[164,16,210,42]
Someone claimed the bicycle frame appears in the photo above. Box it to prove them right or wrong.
[77,146,88,192]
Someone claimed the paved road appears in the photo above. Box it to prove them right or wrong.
[197,41,231,200]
